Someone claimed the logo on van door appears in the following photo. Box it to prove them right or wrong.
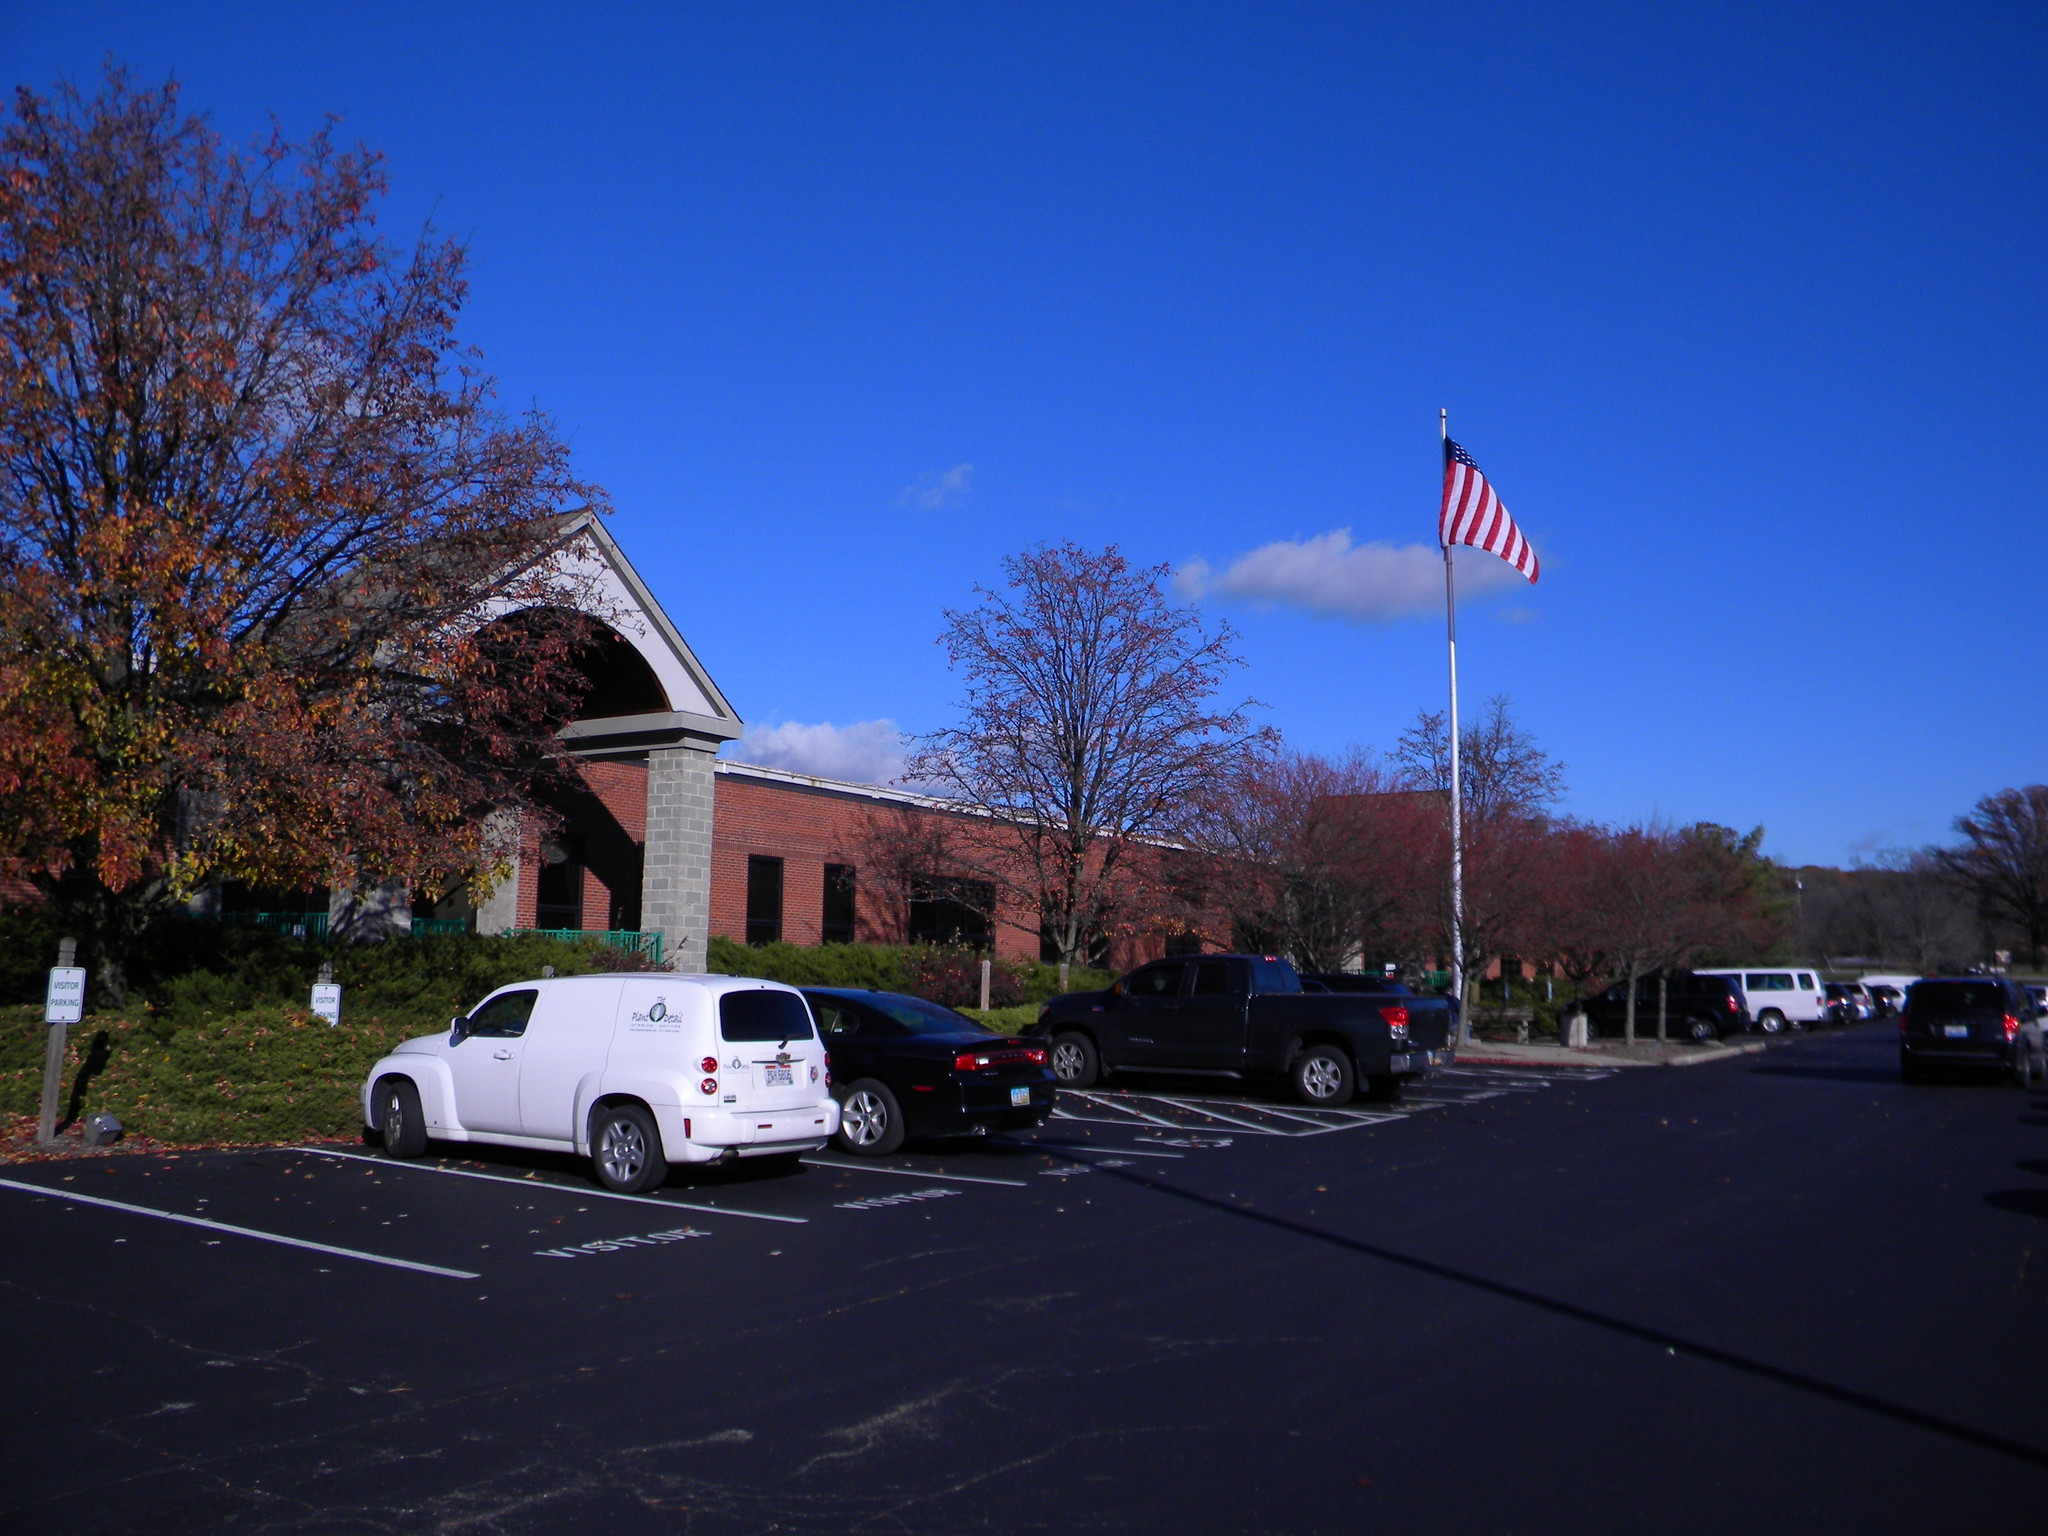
[627,996,681,1032]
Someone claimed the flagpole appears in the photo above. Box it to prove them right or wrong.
[1440,407,1468,1047]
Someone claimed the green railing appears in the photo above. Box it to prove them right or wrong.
[409,917,471,937]
[217,910,331,940]
[505,927,663,966]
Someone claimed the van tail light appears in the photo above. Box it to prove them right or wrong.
[699,1077,718,1095]
[699,1056,719,1074]
[2003,1014,2020,1041]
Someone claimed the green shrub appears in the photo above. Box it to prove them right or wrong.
[707,936,1114,1005]
[955,1005,1040,1035]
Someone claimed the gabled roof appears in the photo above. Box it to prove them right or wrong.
[497,509,744,752]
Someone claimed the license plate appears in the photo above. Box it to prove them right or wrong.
[763,1063,794,1087]
[1943,1025,1969,1039]
[1010,1086,1031,1106]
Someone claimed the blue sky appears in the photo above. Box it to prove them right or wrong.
[6,3,2043,866]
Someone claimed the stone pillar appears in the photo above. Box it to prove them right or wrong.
[473,809,523,935]
[641,744,716,973]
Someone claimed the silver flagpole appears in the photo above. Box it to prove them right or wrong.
[1440,408,1468,1047]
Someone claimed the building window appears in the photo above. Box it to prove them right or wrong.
[746,855,784,945]
[537,836,584,930]
[908,876,993,950]
[822,864,856,945]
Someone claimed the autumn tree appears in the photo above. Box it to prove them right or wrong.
[0,70,606,994]
[1389,694,1563,1035]
[908,542,1265,968]
[1197,746,1433,971]
[1938,785,2048,965]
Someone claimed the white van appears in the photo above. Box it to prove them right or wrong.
[360,973,839,1192]
[1694,967,1830,1032]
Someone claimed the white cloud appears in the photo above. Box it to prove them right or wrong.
[1177,529,1521,624]
[720,718,908,785]
[899,462,974,511]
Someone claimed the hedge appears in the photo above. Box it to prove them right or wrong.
[706,936,1111,1007]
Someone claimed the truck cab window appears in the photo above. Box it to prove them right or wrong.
[1191,960,1244,997]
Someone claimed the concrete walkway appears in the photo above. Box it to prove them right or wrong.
[1454,1036,1779,1069]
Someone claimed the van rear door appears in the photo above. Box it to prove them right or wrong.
[717,987,823,1110]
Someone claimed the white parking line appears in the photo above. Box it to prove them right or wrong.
[1063,1091,1183,1127]
[289,1148,809,1223]
[1014,1141,1186,1158]
[802,1158,1028,1187]
[0,1176,480,1280]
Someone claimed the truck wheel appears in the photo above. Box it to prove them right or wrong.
[1359,1073,1402,1103]
[376,1077,428,1159]
[591,1102,668,1194]
[1291,1045,1353,1106]
[1050,1033,1100,1090]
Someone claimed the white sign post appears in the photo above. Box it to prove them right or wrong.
[39,940,84,1143]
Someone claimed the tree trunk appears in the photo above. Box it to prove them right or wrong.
[1657,974,1667,1043]
[1624,963,1640,1046]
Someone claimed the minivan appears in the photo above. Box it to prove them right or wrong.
[360,973,840,1192]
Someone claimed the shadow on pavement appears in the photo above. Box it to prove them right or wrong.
[1984,1189,2048,1220]
[1044,1149,2048,1473]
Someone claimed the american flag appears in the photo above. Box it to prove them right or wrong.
[1439,439,1538,583]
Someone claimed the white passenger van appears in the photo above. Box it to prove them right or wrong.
[1694,967,1830,1032]
[360,973,839,1193]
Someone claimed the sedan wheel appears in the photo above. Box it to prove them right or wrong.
[836,1079,907,1156]
[1291,1045,1353,1106]
[591,1103,667,1194]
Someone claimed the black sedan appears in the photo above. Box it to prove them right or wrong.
[801,988,1057,1155]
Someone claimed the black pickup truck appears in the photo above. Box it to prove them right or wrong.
[1026,954,1454,1105]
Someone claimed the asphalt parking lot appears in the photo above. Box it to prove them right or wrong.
[3,1031,2044,1534]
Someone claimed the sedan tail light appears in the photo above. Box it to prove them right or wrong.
[1023,1046,1047,1065]
[955,1051,991,1071]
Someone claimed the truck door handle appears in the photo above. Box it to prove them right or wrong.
[493,1049,513,1061]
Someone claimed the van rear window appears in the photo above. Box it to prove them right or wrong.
[719,989,816,1042]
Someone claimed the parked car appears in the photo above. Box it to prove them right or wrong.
[2026,984,2048,1016]
[1029,953,1454,1105]
[1863,982,1905,1018]
[1823,982,1877,1024]
[1580,971,1749,1041]
[1694,967,1830,1032]
[360,973,839,1192]
[801,988,1056,1155]
[1899,976,2044,1086]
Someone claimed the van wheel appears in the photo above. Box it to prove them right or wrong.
[1687,1017,1719,1043]
[376,1078,428,1159]
[591,1103,668,1194]
[1292,1045,1353,1106]
[1049,1033,1100,1090]
[1757,1010,1786,1034]
[837,1080,906,1156]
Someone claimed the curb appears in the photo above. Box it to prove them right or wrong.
[1455,1038,1777,1070]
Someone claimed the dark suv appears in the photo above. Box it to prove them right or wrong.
[1581,971,1749,1041]
[1899,977,2044,1086]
